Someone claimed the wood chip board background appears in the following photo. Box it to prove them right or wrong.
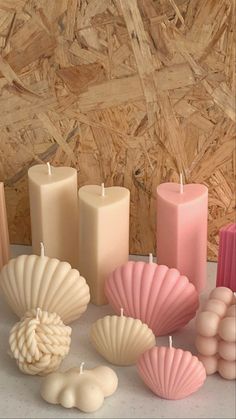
[0,0,235,260]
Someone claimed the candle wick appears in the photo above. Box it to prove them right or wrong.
[180,173,184,194]
[80,362,85,374]
[36,307,41,320]
[120,308,124,317]
[169,336,173,348]
[47,162,52,176]
[101,183,105,197]
[149,253,153,264]
[40,242,45,257]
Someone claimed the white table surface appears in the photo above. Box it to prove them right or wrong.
[0,246,235,419]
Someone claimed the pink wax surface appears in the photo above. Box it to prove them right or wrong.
[216,223,236,291]
[156,182,208,293]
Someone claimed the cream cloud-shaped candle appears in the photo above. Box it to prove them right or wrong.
[195,287,236,380]
[40,364,118,413]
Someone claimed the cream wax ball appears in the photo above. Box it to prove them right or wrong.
[198,354,218,375]
[218,341,236,361]
[218,317,236,342]
[210,287,234,305]
[195,335,218,356]
[204,299,227,318]
[218,359,236,380]
[196,311,220,337]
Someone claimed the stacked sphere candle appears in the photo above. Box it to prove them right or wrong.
[195,287,236,380]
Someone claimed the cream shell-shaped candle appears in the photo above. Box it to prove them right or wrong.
[156,177,208,293]
[40,364,118,413]
[28,163,78,267]
[0,243,90,324]
[78,184,130,305]
[0,182,10,269]
[90,309,156,365]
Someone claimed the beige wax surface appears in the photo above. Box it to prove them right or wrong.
[28,164,78,267]
[78,185,130,305]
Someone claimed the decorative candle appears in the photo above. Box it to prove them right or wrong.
[0,182,10,269]
[9,308,71,375]
[90,309,155,365]
[195,287,236,380]
[78,183,130,305]
[28,163,78,267]
[156,177,208,293]
[105,256,199,336]
[216,223,236,291]
[40,364,118,413]
[137,337,206,400]
[0,243,90,324]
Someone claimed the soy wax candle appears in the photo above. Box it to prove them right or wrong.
[156,175,208,293]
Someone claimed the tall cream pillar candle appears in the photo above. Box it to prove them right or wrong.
[0,182,10,269]
[28,164,78,267]
[78,184,130,305]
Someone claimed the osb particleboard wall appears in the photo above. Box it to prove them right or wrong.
[0,0,235,260]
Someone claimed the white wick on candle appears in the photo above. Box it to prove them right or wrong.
[47,162,52,175]
[180,173,184,194]
[80,362,85,374]
[36,307,41,320]
[169,336,173,348]
[120,308,124,317]
[149,253,153,264]
[101,183,105,197]
[40,242,45,257]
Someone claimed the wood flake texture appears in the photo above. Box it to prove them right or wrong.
[0,0,235,261]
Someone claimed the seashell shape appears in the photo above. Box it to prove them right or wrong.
[0,254,90,324]
[137,346,206,400]
[90,315,156,366]
[105,261,199,336]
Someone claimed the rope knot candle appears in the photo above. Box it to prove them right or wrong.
[9,308,71,376]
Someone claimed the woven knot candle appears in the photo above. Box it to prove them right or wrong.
[9,308,71,375]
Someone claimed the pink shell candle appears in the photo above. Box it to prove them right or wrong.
[105,258,199,336]
[137,338,206,400]
[216,223,236,291]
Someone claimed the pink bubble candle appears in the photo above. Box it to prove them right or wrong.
[195,287,236,380]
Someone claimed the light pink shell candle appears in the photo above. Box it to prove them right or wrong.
[105,258,199,336]
[195,287,236,380]
[137,338,206,400]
